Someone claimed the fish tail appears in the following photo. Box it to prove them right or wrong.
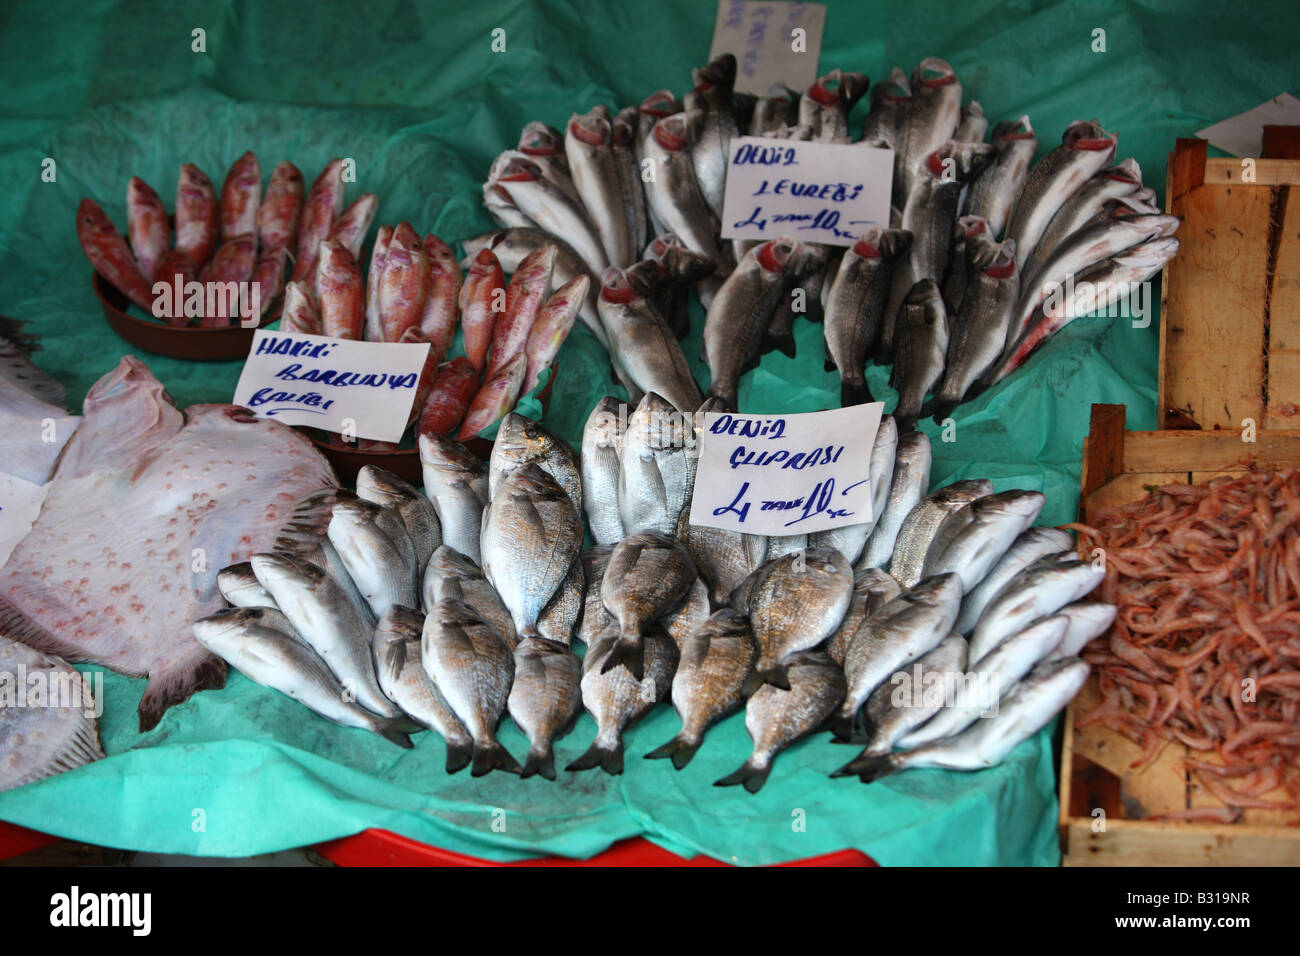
[830,706,858,742]
[764,328,797,358]
[377,719,415,749]
[471,737,522,777]
[714,756,772,794]
[706,387,737,413]
[565,739,624,775]
[757,664,791,691]
[521,746,556,781]
[849,754,902,784]
[840,378,874,407]
[600,633,645,681]
[443,737,473,774]
[645,733,702,770]
[138,648,228,732]
[923,392,959,425]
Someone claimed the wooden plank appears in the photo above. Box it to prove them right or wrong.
[1120,429,1300,473]
[1265,186,1300,427]
[1080,404,1127,503]
[1064,819,1300,866]
[1169,138,1206,202]
[1203,157,1300,186]
[1163,183,1274,428]
[1085,472,1185,518]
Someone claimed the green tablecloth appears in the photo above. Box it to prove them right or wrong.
[0,0,1293,865]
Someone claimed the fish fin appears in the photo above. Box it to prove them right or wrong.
[922,393,959,424]
[471,739,522,776]
[848,754,901,784]
[600,634,645,681]
[714,758,772,794]
[377,720,415,749]
[138,648,227,732]
[757,664,791,691]
[444,738,473,774]
[707,388,737,413]
[645,734,701,770]
[565,740,624,775]
[521,747,556,781]
[830,708,857,742]
[840,380,874,407]
[0,594,86,661]
[762,329,797,358]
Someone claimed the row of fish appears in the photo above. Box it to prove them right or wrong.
[472,53,1181,429]
[76,153,374,326]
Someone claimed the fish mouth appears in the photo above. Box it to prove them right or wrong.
[852,229,883,259]
[471,247,498,269]
[757,239,795,273]
[958,215,988,238]
[807,70,841,106]
[984,243,1017,279]
[494,157,542,183]
[653,115,689,151]
[640,89,677,117]
[600,267,637,303]
[518,121,563,155]
[569,113,610,147]
[1107,158,1142,184]
[917,58,956,87]
[1064,120,1116,151]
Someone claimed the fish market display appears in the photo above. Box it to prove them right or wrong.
[0,633,105,793]
[1,356,336,730]
[1069,473,1300,816]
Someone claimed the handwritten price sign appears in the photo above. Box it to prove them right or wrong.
[709,1,827,97]
[688,404,883,536]
[232,331,429,443]
[720,137,893,247]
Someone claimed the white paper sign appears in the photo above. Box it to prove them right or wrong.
[688,404,883,536]
[0,473,48,569]
[1198,93,1300,158]
[232,331,430,443]
[710,1,827,97]
[720,137,893,248]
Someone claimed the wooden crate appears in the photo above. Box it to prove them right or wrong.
[1059,403,1300,865]
[1159,138,1300,430]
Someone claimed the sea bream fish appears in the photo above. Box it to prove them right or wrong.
[0,633,104,792]
[860,431,931,571]
[418,434,489,565]
[827,568,901,666]
[749,548,852,688]
[420,546,517,649]
[716,650,846,794]
[0,357,335,731]
[372,605,473,771]
[808,415,897,565]
[507,635,582,780]
[618,392,693,536]
[0,329,81,484]
[488,413,583,522]
[600,531,696,679]
[581,397,625,546]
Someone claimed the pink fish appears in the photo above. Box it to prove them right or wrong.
[458,352,526,441]
[150,249,197,327]
[378,223,430,342]
[418,357,478,439]
[280,281,322,335]
[523,273,587,394]
[0,356,336,731]
[364,224,393,341]
[330,193,378,260]
[76,198,155,312]
[292,158,345,284]
[316,239,364,339]
[397,326,438,426]
[220,150,261,241]
[486,244,555,378]
[252,243,289,317]
[258,161,304,251]
[459,247,505,373]
[198,235,257,327]
[420,233,461,365]
[174,164,220,272]
[126,177,169,282]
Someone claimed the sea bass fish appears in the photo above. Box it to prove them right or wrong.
[861,431,931,571]
[955,526,1073,634]
[889,479,993,589]
[0,357,335,731]
[581,397,625,546]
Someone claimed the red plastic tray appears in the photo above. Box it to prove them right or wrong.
[0,821,60,860]
[314,828,878,867]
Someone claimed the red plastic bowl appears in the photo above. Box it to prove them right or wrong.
[92,270,278,361]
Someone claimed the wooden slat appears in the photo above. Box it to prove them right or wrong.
[1064,819,1300,866]
[1080,404,1127,503]
[1262,126,1300,160]
[1265,186,1300,427]
[1120,429,1300,473]
[1169,138,1206,202]
[1163,183,1274,428]
[1203,157,1300,186]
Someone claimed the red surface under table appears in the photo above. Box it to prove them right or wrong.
[0,820,876,866]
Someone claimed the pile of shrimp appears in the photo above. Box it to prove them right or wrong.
[1066,470,1300,818]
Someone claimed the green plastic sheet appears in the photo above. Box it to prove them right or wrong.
[0,0,1295,865]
